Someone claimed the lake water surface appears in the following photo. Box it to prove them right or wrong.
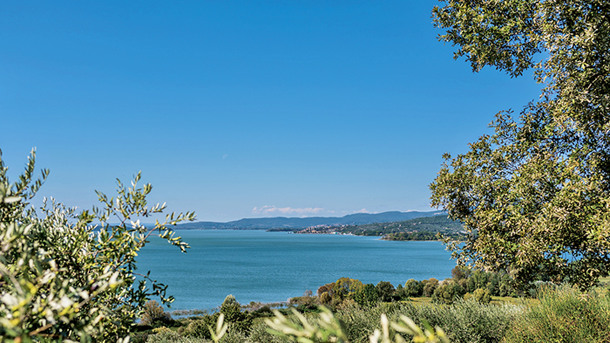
[137,230,455,311]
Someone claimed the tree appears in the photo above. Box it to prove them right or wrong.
[421,278,439,297]
[317,282,335,297]
[353,283,379,307]
[404,279,424,297]
[451,266,472,283]
[430,0,610,290]
[219,294,251,333]
[0,150,195,341]
[431,281,465,305]
[140,300,172,327]
[331,277,364,301]
[465,288,492,305]
[220,295,244,324]
[319,292,332,305]
[375,281,396,302]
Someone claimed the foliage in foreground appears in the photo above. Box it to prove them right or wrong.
[144,296,522,343]
[0,150,195,342]
[286,286,609,343]
[265,306,449,343]
[334,301,520,343]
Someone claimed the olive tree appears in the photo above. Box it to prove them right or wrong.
[0,149,195,341]
[430,0,609,289]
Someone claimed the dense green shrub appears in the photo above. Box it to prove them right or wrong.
[394,284,406,300]
[464,288,491,304]
[445,266,519,297]
[432,280,465,305]
[220,295,243,322]
[422,278,439,297]
[317,277,366,308]
[404,279,424,297]
[220,295,252,334]
[375,281,396,302]
[146,327,183,343]
[317,282,335,297]
[504,285,610,343]
[141,300,173,327]
[353,283,379,307]
[248,303,274,316]
[180,313,220,339]
[319,291,332,305]
[247,321,289,343]
[219,325,249,343]
[332,277,365,301]
[336,302,388,342]
[441,300,521,343]
[289,295,319,311]
[390,300,521,343]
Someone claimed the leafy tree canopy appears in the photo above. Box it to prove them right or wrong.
[332,277,364,300]
[430,0,609,289]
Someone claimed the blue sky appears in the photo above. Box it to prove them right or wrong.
[1,1,540,222]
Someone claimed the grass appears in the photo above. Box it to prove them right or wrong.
[404,295,533,307]
[406,297,432,304]
[503,285,610,343]
[490,296,539,307]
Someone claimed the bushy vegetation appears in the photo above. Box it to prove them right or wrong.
[139,282,610,342]
[312,268,518,310]
[144,295,520,342]
[141,300,174,327]
[135,270,610,342]
[0,150,195,341]
[464,289,491,305]
[139,268,610,342]
[504,285,610,343]
[178,313,220,339]
[431,280,465,305]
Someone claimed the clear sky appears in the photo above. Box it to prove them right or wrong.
[1,1,540,222]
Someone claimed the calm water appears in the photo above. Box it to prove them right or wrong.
[136,230,455,311]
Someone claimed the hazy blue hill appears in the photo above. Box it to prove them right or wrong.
[175,210,445,230]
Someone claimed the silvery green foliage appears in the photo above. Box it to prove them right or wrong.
[0,149,195,342]
[265,306,448,343]
[371,314,449,343]
[209,313,228,343]
[265,307,349,343]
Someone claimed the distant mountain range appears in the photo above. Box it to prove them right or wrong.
[175,210,446,230]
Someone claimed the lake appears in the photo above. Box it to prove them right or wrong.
[136,230,456,311]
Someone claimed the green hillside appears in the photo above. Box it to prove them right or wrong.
[295,215,465,240]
